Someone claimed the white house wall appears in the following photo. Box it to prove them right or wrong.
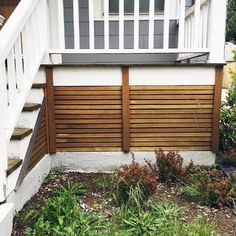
[53,66,216,86]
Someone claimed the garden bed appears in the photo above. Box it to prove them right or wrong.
[12,171,236,236]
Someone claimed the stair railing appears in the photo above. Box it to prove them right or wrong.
[0,0,49,201]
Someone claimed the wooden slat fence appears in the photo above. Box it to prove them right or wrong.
[52,67,222,153]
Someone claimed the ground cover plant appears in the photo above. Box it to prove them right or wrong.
[12,151,236,236]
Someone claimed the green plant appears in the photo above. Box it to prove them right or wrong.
[181,168,236,207]
[226,0,236,42]
[113,153,158,207]
[220,70,236,152]
[26,182,96,236]
[155,149,194,184]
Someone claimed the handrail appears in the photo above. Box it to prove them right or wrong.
[0,0,39,64]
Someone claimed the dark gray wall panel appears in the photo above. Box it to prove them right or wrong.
[64,0,74,49]
[62,53,177,64]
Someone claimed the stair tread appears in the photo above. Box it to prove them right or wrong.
[23,103,41,112]
[12,128,32,140]
[32,83,46,88]
[7,159,23,176]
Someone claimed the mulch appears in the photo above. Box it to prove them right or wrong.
[12,172,236,236]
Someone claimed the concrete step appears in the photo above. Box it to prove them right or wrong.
[23,103,41,112]
[11,128,32,141]
[7,159,23,176]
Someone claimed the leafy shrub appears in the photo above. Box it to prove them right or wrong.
[155,149,194,184]
[26,182,105,236]
[181,167,236,207]
[113,153,158,207]
[220,70,236,152]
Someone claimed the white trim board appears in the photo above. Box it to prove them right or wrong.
[53,66,215,86]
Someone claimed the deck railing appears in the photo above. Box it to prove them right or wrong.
[0,0,49,201]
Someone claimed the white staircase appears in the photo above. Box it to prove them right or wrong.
[0,0,49,202]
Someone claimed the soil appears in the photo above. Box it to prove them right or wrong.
[12,172,236,236]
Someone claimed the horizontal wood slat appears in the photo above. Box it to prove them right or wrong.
[26,103,47,174]
[130,85,214,151]
[54,85,214,152]
[55,86,123,151]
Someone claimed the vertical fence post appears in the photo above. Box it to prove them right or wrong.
[0,62,8,202]
[212,66,223,153]
[122,67,130,153]
[45,67,56,154]
[193,0,201,48]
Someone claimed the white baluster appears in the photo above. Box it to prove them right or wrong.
[119,0,124,50]
[73,0,80,49]
[7,49,17,110]
[104,0,109,50]
[149,0,155,49]
[194,0,201,48]
[14,37,24,92]
[163,0,170,49]
[178,0,185,50]
[89,0,94,50]
[134,0,139,49]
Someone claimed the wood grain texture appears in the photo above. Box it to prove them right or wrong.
[212,66,223,152]
[55,86,123,152]
[46,67,56,154]
[122,67,130,153]
[130,85,214,151]
[54,84,214,152]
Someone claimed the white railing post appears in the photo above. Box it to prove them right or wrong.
[0,62,8,202]
[58,0,65,49]
[207,0,227,63]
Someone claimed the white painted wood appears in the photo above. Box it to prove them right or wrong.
[0,203,14,236]
[7,49,17,110]
[163,0,170,49]
[129,67,215,85]
[148,0,155,49]
[89,0,94,50]
[14,37,24,92]
[119,0,124,49]
[53,67,122,86]
[50,48,210,54]
[73,0,80,49]
[194,0,201,48]
[134,0,140,49]
[57,0,65,49]
[104,0,109,50]
[178,0,186,49]
[0,63,8,202]
[207,0,227,63]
